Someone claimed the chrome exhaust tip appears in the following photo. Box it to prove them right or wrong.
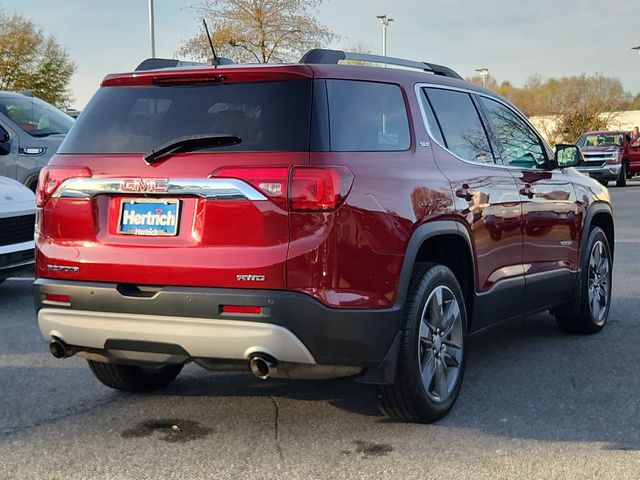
[249,354,278,380]
[49,339,71,359]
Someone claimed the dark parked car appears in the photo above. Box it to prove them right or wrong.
[0,91,74,190]
[33,49,614,423]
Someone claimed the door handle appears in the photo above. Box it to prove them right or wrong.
[519,184,535,199]
[455,184,475,202]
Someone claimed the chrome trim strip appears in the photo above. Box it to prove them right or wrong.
[576,165,621,173]
[52,178,268,201]
[413,82,558,173]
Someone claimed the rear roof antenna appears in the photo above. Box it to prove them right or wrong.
[202,19,220,67]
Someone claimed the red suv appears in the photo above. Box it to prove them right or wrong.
[575,130,640,187]
[34,49,614,423]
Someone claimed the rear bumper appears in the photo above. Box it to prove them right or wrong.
[34,279,403,383]
[39,308,316,364]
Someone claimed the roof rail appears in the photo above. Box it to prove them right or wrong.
[299,49,463,80]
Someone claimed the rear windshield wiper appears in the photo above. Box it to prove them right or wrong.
[144,133,241,165]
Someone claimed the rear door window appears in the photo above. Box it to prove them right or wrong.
[326,80,410,151]
[423,88,495,164]
[59,79,312,154]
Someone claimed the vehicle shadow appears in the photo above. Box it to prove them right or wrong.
[163,367,383,418]
[160,299,640,451]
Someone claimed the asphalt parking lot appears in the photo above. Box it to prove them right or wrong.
[1,183,640,480]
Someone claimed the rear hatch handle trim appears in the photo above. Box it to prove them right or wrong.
[52,178,268,201]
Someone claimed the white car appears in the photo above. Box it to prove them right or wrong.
[0,176,35,282]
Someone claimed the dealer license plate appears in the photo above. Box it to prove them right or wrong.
[118,198,180,236]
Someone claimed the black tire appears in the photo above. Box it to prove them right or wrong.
[556,226,612,334]
[88,360,183,392]
[616,163,627,187]
[597,178,609,187]
[25,177,38,193]
[378,263,467,423]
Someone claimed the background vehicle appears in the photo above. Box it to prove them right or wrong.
[576,130,640,187]
[34,50,614,423]
[0,91,74,191]
[0,176,35,282]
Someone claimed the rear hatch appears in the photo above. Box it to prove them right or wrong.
[36,66,315,289]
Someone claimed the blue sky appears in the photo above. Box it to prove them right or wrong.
[4,0,640,109]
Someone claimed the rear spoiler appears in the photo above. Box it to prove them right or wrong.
[134,57,234,72]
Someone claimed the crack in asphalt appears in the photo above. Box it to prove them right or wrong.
[267,395,285,463]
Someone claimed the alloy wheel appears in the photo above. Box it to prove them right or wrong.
[418,286,464,403]
[587,240,610,325]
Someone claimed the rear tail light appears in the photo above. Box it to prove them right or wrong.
[212,166,353,212]
[212,167,289,210]
[36,166,92,207]
[290,166,353,212]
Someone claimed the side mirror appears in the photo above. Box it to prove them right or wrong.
[555,144,581,168]
[0,129,10,155]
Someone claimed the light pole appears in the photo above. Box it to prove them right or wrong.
[376,14,394,57]
[475,68,489,87]
[148,0,156,58]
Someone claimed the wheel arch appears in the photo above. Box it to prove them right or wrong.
[583,202,614,260]
[396,221,476,323]
[22,170,41,192]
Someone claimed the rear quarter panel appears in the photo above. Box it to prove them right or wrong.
[291,75,455,308]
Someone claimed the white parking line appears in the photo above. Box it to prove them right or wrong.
[5,277,35,282]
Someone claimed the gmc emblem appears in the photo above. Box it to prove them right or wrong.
[121,178,169,193]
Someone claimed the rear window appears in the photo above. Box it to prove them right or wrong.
[59,79,312,154]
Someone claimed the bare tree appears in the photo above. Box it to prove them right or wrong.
[340,43,373,66]
[0,12,75,107]
[179,0,335,64]
[550,75,627,142]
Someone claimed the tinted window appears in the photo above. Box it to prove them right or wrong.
[60,80,312,154]
[424,88,494,164]
[0,96,73,137]
[479,96,546,168]
[326,80,410,151]
[576,133,624,148]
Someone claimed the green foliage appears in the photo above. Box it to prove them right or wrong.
[0,12,75,108]
[179,0,335,64]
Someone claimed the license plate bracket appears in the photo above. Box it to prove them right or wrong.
[118,198,180,236]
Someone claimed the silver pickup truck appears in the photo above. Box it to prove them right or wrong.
[0,91,74,191]
[0,176,35,281]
